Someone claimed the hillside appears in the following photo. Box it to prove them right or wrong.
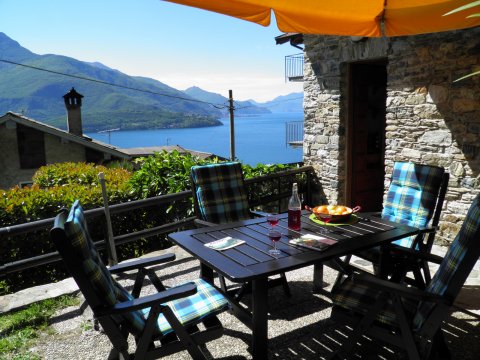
[184,87,270,117]
[0,32,222,131]
[249,92,304,113]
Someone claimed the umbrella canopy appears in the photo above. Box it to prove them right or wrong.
[164,0,480,37]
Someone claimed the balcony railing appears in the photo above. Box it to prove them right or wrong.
[286,121,304,147]
[285,53,304,82]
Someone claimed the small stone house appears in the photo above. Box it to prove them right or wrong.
[301,27,480,244]
[0,88,129,189]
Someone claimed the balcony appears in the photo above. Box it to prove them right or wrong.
[284,53,304,82]
[286,120,304,147]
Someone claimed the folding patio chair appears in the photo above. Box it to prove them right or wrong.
[335,162,448,288]
[330,192,480,360]
[190,161,291,298]
[50,200,229,360]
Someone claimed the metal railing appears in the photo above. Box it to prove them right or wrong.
[286,121,304,147]
[0,191,195,277]
[0,165,315,283]
[285,53,304,82]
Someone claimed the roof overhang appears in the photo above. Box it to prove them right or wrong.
[0,112,129,159]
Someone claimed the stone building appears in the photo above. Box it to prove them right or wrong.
[0,88,129,189]
[0,111,129,189]
[302,27,480,244]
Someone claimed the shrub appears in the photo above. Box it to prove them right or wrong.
[0,163,134,295]
[128,150,216,198]
[33,162,131,189]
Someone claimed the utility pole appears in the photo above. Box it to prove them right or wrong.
[229,89,235,161]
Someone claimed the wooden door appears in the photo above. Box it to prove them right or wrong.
[347,62,387,211]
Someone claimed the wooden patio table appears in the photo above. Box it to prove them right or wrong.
[168,211,419,359]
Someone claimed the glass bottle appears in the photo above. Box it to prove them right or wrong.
[288,183,302,231]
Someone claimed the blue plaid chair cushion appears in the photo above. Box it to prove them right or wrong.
[333,194,480,332]
[155,278,229,335]
[332,278,418,326]
[191,162,251,224]
[65,200,228,337]
[64,200,147,334]
[381,162,445,247]
[413,193,480,329]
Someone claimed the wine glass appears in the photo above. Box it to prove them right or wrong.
[266,213,279,228]
[268,229,282,256]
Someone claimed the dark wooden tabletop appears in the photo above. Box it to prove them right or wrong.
[168,211,420,283]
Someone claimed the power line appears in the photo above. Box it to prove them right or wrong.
[0,58,228,110]
[1,58,303,112]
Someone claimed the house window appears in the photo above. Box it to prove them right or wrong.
[16,124,46,169]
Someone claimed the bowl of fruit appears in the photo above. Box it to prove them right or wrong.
[305,204,361,223]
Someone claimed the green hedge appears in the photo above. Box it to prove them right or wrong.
[0,152,298,295]
[0,163,135,295]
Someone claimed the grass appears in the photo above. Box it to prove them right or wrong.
[0,295,79,359]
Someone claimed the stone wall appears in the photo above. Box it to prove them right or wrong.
[0,122,35,188]
[303,28,480,244]
[0,122,87,189]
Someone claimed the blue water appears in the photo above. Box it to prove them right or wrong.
[86,112,303,166]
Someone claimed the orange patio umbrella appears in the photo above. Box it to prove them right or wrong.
[163,0,480,37]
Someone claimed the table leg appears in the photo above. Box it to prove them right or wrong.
[252,277,268,359]
[313,263,324,293]
[200,262,214,282]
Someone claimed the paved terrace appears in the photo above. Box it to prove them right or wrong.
[2,245,480,359]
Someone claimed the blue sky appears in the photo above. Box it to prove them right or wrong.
[0,0,303,102]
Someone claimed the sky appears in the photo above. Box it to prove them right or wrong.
[0,0,303,102]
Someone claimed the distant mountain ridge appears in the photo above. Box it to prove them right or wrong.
[249,92,303,113]
[0,32,303,131]
[184,87,271,116]
[0,32,222,131]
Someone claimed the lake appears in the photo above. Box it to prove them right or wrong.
[86,112,304,166]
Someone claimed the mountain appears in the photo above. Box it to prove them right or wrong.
[184,86,271,117]
[251,92,304,113]
[0,32,222,131]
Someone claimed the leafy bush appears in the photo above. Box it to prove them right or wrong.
[33,162,131,189]
[242,162,294,178]
[1,163,134,294]
[128,150,215,198]
[128,150,297,198]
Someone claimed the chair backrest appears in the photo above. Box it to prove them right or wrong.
[381,162,446,248]
[50,200,146,335]
[190,162,251,224]
[413,193,480,330]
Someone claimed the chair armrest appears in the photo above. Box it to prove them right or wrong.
[416,225,438,235]
[352,272,448,305]
[108,253,176,274]
[194,218,217,227]
[96,283,197,316]
[386,245,444,264]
